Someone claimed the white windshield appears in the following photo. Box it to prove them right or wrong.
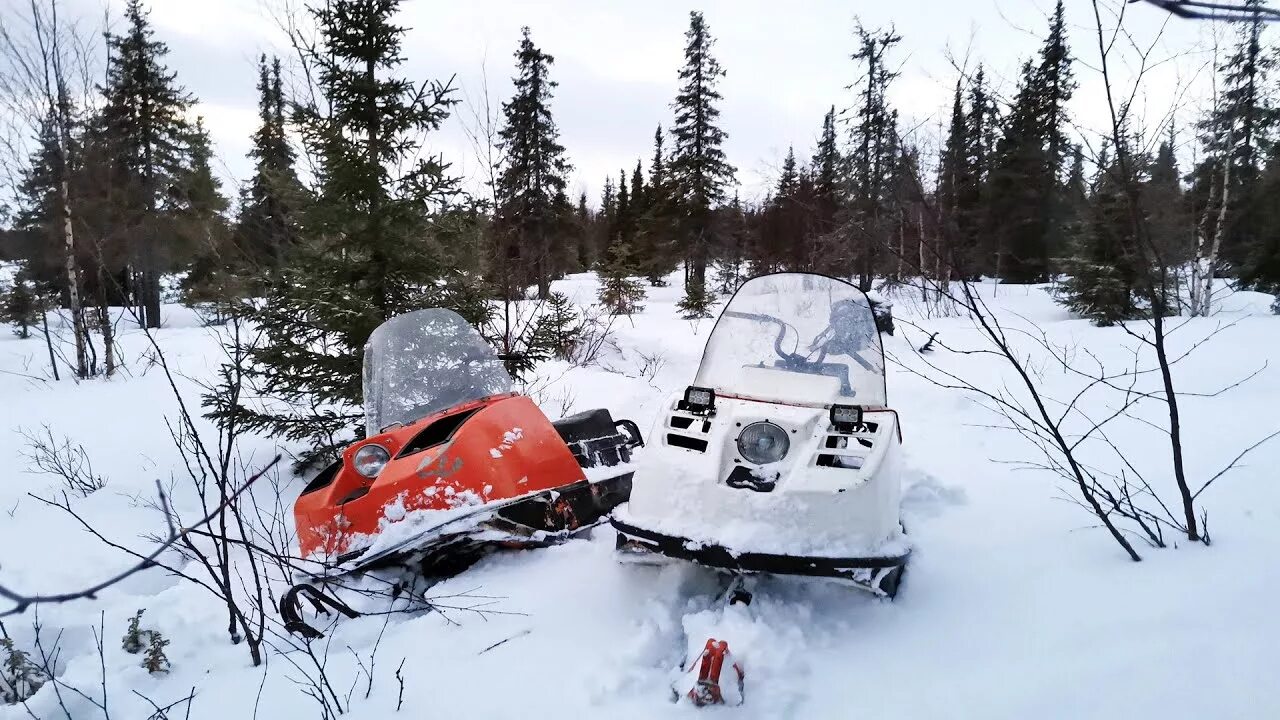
[362,309,512,436]
[693,273,886,407]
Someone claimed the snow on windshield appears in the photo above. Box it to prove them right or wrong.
[362,309,511,435]
[693,273,886,406]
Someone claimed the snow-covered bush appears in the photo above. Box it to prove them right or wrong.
[676,282,714,319]
[597,242,647,317]
[121,609,170,674]
[142,632,170,675]
[532,292,583,361]
[121,610,146,654]
[1,635,47,705]
[1271,295,1279,315]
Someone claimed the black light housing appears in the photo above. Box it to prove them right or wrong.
[830,404,863,433]
[678,386,716,415]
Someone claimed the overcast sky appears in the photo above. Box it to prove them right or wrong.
[47,0,1226,206]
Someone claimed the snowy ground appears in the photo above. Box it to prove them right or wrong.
[1,273,1277,719]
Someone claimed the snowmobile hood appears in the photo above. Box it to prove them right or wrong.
[294,393,586,560]
[694,273,887,408]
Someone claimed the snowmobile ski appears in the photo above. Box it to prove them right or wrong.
[613,518,908,598]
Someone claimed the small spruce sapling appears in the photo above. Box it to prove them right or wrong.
[121,609,170,674]
[676,282,715,320]
[532,292,583,360]
[143,632,170,675]
[1,635,47,704]
[1,275,41,339]
[597,242,647,316]
[122,610,146,654]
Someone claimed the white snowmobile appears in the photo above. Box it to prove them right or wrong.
[610,272,908,705]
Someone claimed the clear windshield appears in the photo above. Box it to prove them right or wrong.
[362,309,512,436]
[693,273,886,407]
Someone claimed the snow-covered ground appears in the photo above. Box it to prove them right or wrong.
[1,273,1277,719]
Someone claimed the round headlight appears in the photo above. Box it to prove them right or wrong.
[352,443,391,478]
[737,422,790,465]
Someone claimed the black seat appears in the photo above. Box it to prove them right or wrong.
[554,408,638,468]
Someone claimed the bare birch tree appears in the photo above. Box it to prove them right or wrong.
[1189,35,1230,318]
[0,0,95,379]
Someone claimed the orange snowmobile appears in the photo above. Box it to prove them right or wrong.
[281,308,641,637]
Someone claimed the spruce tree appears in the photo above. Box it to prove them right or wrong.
[531,291,582,360]
[844,23,902,291]
[1144,127,1188,268]
[630,160,647,219]
[2,268,41,339]
[597,167,647,315]
[988,1,1075,283]
[596,240,646,317]
[1062,144,1089,237]
[592,176,616,269]
[231,0,484,464]
[713,191,749,294]
[493,26,573,300]
[938,81,969,273]
[12,116,73,296]
[1250,147,1280,294]
[636,125,679,285]
[809,107,843,276]
[754,147,805,274]
[574,191,592,270]
[777,147,799,197]
[669,11,735,318]
[613,168,632,245]
[174,119,234,321]
[1206,3,1279,280]
[238,55,302,270]
[13,110,104,376]
[98,0,194,328]
[1056,142,1143,326]
[962,67,996,277]
[176,120,227,221]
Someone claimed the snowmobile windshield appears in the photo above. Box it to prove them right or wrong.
[693,273,887,407]
[362,309,512,436]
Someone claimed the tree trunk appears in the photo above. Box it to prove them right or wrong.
[689,224,707,292]
[41,309,60,381]
[97,263,116,377]
[941,244,952,298]
[1202,152,1231,317]
[536,231,551,300]
[1189,172,1217,315]
[143,269,162,328]
[59,176,89,378]
[131,265,143,326]
[896,208,905,281]
[1192,128,1231,318]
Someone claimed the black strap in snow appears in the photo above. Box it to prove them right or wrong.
[279,583,362,640]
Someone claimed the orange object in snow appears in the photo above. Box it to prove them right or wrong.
[294,392,587,559]
[687,638,744,707]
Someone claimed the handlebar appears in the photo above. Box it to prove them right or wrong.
[721,309,874,372]
[721,310,804,366]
